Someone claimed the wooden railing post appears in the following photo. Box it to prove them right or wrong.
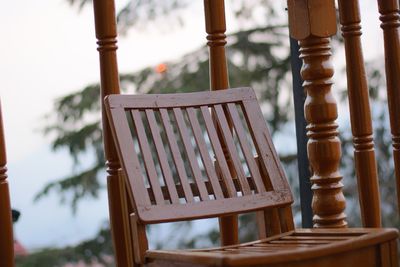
[203,0,238,246]
[377,0,400,214]
[0,100,15,267]
[92,1,134,266]
[337,0,381,227]
[288,0,347,228]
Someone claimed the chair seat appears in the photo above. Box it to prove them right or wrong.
[146,228,399,267]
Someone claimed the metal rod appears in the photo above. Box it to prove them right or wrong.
[289,37,313,228]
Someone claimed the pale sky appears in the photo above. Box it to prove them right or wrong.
[0,0,207,249]
[0,0,385,250]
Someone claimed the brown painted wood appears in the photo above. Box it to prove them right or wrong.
[226,103,265,193]
[288,0,347,228]
[200,106,237,198]
[0,100,15,267]
[212,105,251,195]
[173,108,210,201]
[203,0,229,91]
[377,0,400,214]
[145,228,398,267]
[131,110,165,205]
[186,107,224,199]
[337,0,381,227]
[203,0,239,246]
[159,108,195,203]
[92,1,134,266]
[131,213,148,266]
[300,36,347,228]
[145,110,180,204]
[105,88,293,224]
[105,87,396,267]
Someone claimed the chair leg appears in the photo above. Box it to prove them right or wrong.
[107,172,134,267]
[131,213,148,266]
[256,209,281,239]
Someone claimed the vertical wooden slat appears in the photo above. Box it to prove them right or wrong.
[159,108,194,203]
[92,1,134,265]
[173,108,210,201]
[186,107,224,200]
[200,106,237,197]
[0,101,15,267]
[204,0,238,246]
[338,0,381,227]
[107,108,152,206]
[213,105,252,195]
[226,103,266,193]
[131,110,165,205]
[377,0,400,214]
[288,0,347,228]
[241,101,286,191]
[145,110,180,204]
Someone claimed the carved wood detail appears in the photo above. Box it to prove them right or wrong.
[377,0,400,214]
[288,0,347,228]
[299,36,347,228]
[203,0,238,246]
[337,0,381,227]
[0,100,14,267]
[93,1,134,266]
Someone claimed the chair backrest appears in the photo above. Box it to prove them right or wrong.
[105,87,293,223]
[0,100,15,266]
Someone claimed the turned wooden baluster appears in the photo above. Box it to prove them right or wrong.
[93,1,134,266]
[0,100,14,267]
[204,0,238,246]
[377,0,400,214]
[288,0,347,228]
[337,0,381,227]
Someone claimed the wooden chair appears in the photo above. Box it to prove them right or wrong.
[104,87,398,267]
[91,0,400,266]
[0,100,15,267]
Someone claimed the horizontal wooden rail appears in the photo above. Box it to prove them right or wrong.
[146,176,258,203]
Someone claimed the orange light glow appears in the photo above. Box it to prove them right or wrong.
[155,63,167,74]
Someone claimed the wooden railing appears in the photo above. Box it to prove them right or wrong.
[288,0,347,228]
[288,0,400,228]
[337,0,381,227]
[92,1,134,266]
[92,0,400,265]
[377,0,400,215]
[0,99,15,267]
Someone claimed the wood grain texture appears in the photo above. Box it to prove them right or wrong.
[145,228,399,267]
[288,0,347,228]
[337,0,381,227]
[186,107,224,200]
[173,108,210,201]
[0,100,15,267]
[377,0,400,215]
[299,36,347,228]
[287,0,336,40]
[105,88,293,224]
[145,110,180,204]
[203,0,239,246]
[92,1,133,266]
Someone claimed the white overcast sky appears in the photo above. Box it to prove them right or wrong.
[0,0,384,250]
